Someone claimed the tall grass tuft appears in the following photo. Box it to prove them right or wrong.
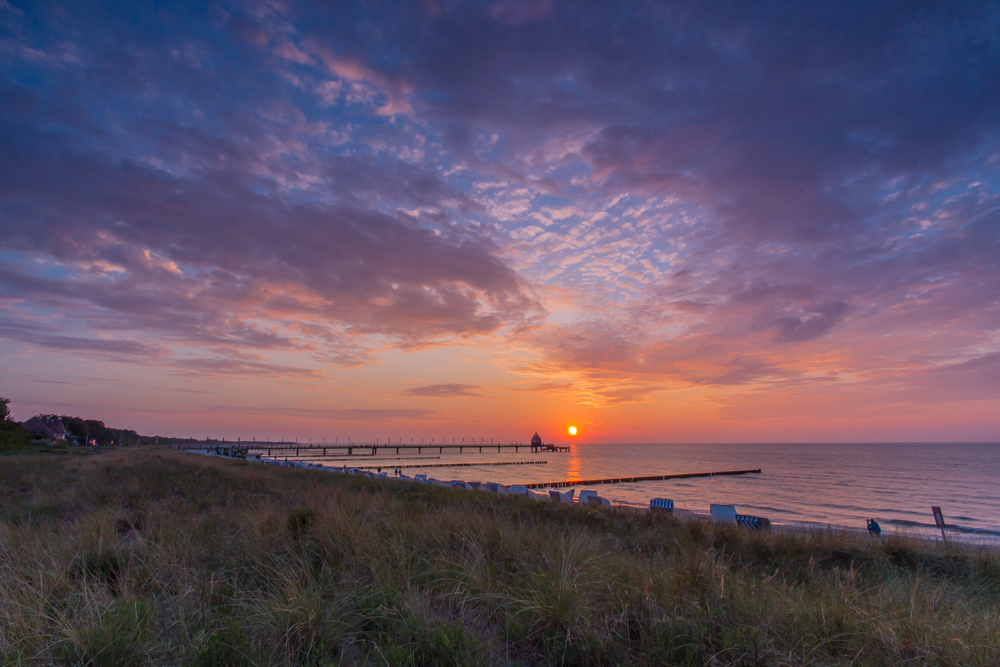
[1,448,998,665]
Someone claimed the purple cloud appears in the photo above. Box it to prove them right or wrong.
[404,383,484,397]
[205,405,443,421]
[0,0,997,415]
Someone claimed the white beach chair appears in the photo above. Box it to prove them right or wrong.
[429,478,446,486]
[509,485,528,495]
[467,481,482,490]
[450,480,465,488]
[485,482,500,493]
[528,490,547,500]
[578,490,597,504]
[710,504,738,524]
[548,489,575,503]
[415,474,427,482]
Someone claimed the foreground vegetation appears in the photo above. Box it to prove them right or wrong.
[1,449,998,666]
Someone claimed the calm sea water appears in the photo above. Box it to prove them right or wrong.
[305,443,1000,544]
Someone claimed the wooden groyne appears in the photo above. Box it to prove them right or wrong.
[281,455,442,462]
[524,468,762,489]
[337,460,547,470]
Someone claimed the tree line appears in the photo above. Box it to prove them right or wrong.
[0,397,32,451]
[1,396,204,450]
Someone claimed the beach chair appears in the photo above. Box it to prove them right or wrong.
[710,504,738,524]
[553,489,576,504]
[597,497,611,507]
[376,472,387,478]
[650,498,674,514]
[528,490,547,500]
[467,481,481,490]
[414,474,427,482]
[399,474,412,481]
[429,478,446,486]
[509,485,528,495]
[486,482,500,493]
[450,480,465,488]
[736,514,771,531]
[866,518,881,536]
[578,490,597,505]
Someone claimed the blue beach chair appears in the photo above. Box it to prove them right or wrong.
[650,498,674,514]
[735,514,771,531]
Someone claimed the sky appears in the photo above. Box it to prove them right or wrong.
[1,0,998,443]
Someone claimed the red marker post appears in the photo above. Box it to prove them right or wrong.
[931,506,947,541]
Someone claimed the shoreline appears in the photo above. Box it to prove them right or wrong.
[229,450,1000,549]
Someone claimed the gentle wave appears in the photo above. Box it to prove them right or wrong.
[301,442,1000,545]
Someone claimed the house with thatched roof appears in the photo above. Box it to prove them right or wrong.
[22,415,69,442]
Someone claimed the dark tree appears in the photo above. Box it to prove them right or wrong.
[0,397,32,452]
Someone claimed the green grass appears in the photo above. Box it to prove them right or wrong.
[1,448,998,666]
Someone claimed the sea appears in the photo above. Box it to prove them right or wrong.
[302,442,1000,545]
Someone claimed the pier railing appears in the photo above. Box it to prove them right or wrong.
[173,442,565,456]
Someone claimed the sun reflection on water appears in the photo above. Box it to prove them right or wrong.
[566,444,581,481]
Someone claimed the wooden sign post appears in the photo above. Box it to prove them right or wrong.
[931,506,947,541]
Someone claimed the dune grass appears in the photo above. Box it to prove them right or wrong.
[1,448,998,666]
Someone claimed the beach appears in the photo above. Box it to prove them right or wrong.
[275,441,1000,546]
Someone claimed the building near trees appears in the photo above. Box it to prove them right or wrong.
[22,415,70,442]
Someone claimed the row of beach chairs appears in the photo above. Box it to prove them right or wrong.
[398,475,615,506]
[649,497,772,531]
[259,461,767,523]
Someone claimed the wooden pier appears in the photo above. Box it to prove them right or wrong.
[532,443,571,452]
[524,468,762,489]
[175,441,566,456]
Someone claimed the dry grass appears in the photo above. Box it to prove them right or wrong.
[1,447,998,666]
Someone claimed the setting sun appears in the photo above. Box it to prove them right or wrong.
[568,426,578,436]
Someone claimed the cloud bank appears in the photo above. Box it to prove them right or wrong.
[1,0,997,422]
